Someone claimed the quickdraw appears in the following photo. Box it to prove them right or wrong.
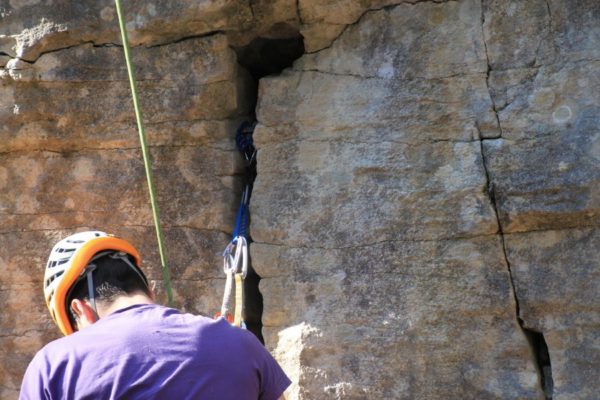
[220,235,248,327]
[217,122,256,328]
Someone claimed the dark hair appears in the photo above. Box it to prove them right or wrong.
[67,253,150,328]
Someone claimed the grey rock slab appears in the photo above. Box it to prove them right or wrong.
[227,0,300,47]
[297,0,454,52]
[22,34,237,84]
[252,137,497,247]
[489,62,600,141]
[257,69,499,144]
[483,0,600,71]
[299,0,488,80]
[546,0,600,63]
[254,236,543,399]
[505,227,600,400]
[258,0,500,145]
[482,0,553,71]
[482,135,600,233]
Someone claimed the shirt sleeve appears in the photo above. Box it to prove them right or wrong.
[258,348,291,400]
[19,352,50,400]
[241,332,291,400]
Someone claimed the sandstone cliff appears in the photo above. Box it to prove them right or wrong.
[1,1,598,399]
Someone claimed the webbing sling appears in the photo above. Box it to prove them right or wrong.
[114,0,173,306]
[220,185,250,328]
[219,122,257,328]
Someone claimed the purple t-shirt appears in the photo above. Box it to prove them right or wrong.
[20,304,290,400]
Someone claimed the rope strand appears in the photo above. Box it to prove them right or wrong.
[114,0,173,307]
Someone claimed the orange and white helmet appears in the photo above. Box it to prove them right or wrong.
[44,231,144,335]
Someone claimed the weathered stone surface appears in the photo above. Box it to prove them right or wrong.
[229,0,300,47]
[1,0,402,60]
[0,147,243,233]
[483,134,600,233]
[481,2,600,398]
[482,0,600,234]
[252,1,547,398]
[300,0,488,80]
[483,0,600,70]
[298,0,409,52]
[0,230,57,400]
[254,237,542,399]
[0,38,251,234]
[505,228,600,400]
[266,0,500,140]
[0,0,253,60]
[482,0,553,70]
[253,138,497,247]
[488,62,600,141]
[254,0,499,247]
[257,70,498,143]
[0,34,252,152]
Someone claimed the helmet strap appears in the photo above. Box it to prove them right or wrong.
[109,252,149,289]
[85,264,99,319]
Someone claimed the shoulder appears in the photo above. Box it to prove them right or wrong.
[24,333,78,379]
[20,337,71,399]
[32,334,74,364]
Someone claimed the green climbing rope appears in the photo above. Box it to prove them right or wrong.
[114,0,173,307]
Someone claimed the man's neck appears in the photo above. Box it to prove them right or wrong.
[97,292,155,318]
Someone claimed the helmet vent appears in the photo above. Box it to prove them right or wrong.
[47,259,68,268]
[56,248,75,254]
[45,270,65,287]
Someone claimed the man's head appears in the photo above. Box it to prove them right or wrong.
[44,231,151,335]
[66,252,152,330]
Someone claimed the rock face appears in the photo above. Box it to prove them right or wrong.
[0,12,252,398]
[1,0,598,399]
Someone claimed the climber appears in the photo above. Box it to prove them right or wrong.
[19,231,290,400]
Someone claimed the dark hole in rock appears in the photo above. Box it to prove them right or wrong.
[235,35,305,80]
[523,328,554,399]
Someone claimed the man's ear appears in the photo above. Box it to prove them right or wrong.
[150,281,157,301]
[70,298,98,330]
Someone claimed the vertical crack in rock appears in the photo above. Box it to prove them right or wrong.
[295,0,303,24]
[480,2,553,398]
[544,0,553,32]
[232,34,304,343]
[480,136,554,400]
[480,0,502,138]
